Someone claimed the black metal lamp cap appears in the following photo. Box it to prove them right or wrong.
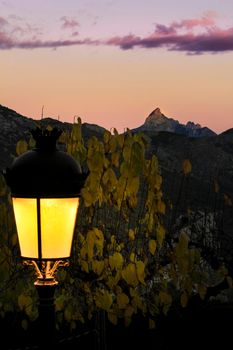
[4,127,86,198]
[31,127,62,151]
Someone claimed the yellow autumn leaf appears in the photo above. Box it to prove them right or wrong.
[109,252,124,271]
[182,159,192,176]
[11,233,18,246]
[214,180,219,193]
[21,319,28,330]
[81,260,89,273]
[149,239,157,255]
[177,231,189,255]
[86,230,95,260]
[81,188,93,207]
[224,194,232,206]
[117,293,129,309]
[108,312,118,325]
[114,270,122,285]
[159,291,172,306]
[111,152,119,167]
[16,140,28,155]
[130,252,136,262]
[95,290,113,311]
[124,305,134,318]
[129,287,137,297]
[227,276,233,288]
[198,285,207,300]
[80,245,87,259]
[124,316,132,327]
[149,319,156,329]
[122,263,138,287]
[136,261,145,284]
[157,200,166,214]
[18,294,32,311]
[55,295,65,312]
[0,174,6,196]
[127,177,140,196]
[92,260,105,276]
[156,225,165,246]
[93,228,104,256]
[181,291,188,308]
[64,305,73,322]
[128,229,135,241]
[103,130,111,144]
[159,291,172,315]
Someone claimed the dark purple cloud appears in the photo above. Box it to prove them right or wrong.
[106,16,233,54]
[0,36,99,50]
[106,28,233,53]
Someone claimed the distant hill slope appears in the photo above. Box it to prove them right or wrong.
[0,105,105,169]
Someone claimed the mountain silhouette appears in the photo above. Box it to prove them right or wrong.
[133,107,216,137]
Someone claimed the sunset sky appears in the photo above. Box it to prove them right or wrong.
[0,0,232,133]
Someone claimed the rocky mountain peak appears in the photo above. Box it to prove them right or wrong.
[134,107,216,138]
[145,108,166,125]
[186,121,202,130]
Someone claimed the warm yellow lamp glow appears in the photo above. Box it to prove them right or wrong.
[12,197,79,259]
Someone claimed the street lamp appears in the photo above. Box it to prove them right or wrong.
[4,127,85,346]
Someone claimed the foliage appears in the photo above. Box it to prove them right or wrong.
[0,121,230,331]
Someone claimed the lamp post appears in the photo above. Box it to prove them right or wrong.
[4,127,85,348]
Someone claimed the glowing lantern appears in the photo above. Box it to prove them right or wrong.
[4,127,86,283]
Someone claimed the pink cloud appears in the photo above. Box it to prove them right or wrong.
[71,31,79,37]
[0,16,8,26]
[0,14,233,54]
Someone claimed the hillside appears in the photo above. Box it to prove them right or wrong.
[1,104,233,261]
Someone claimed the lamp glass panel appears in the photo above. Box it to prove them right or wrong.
[40,198,79,259]
[12,198,38,258]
